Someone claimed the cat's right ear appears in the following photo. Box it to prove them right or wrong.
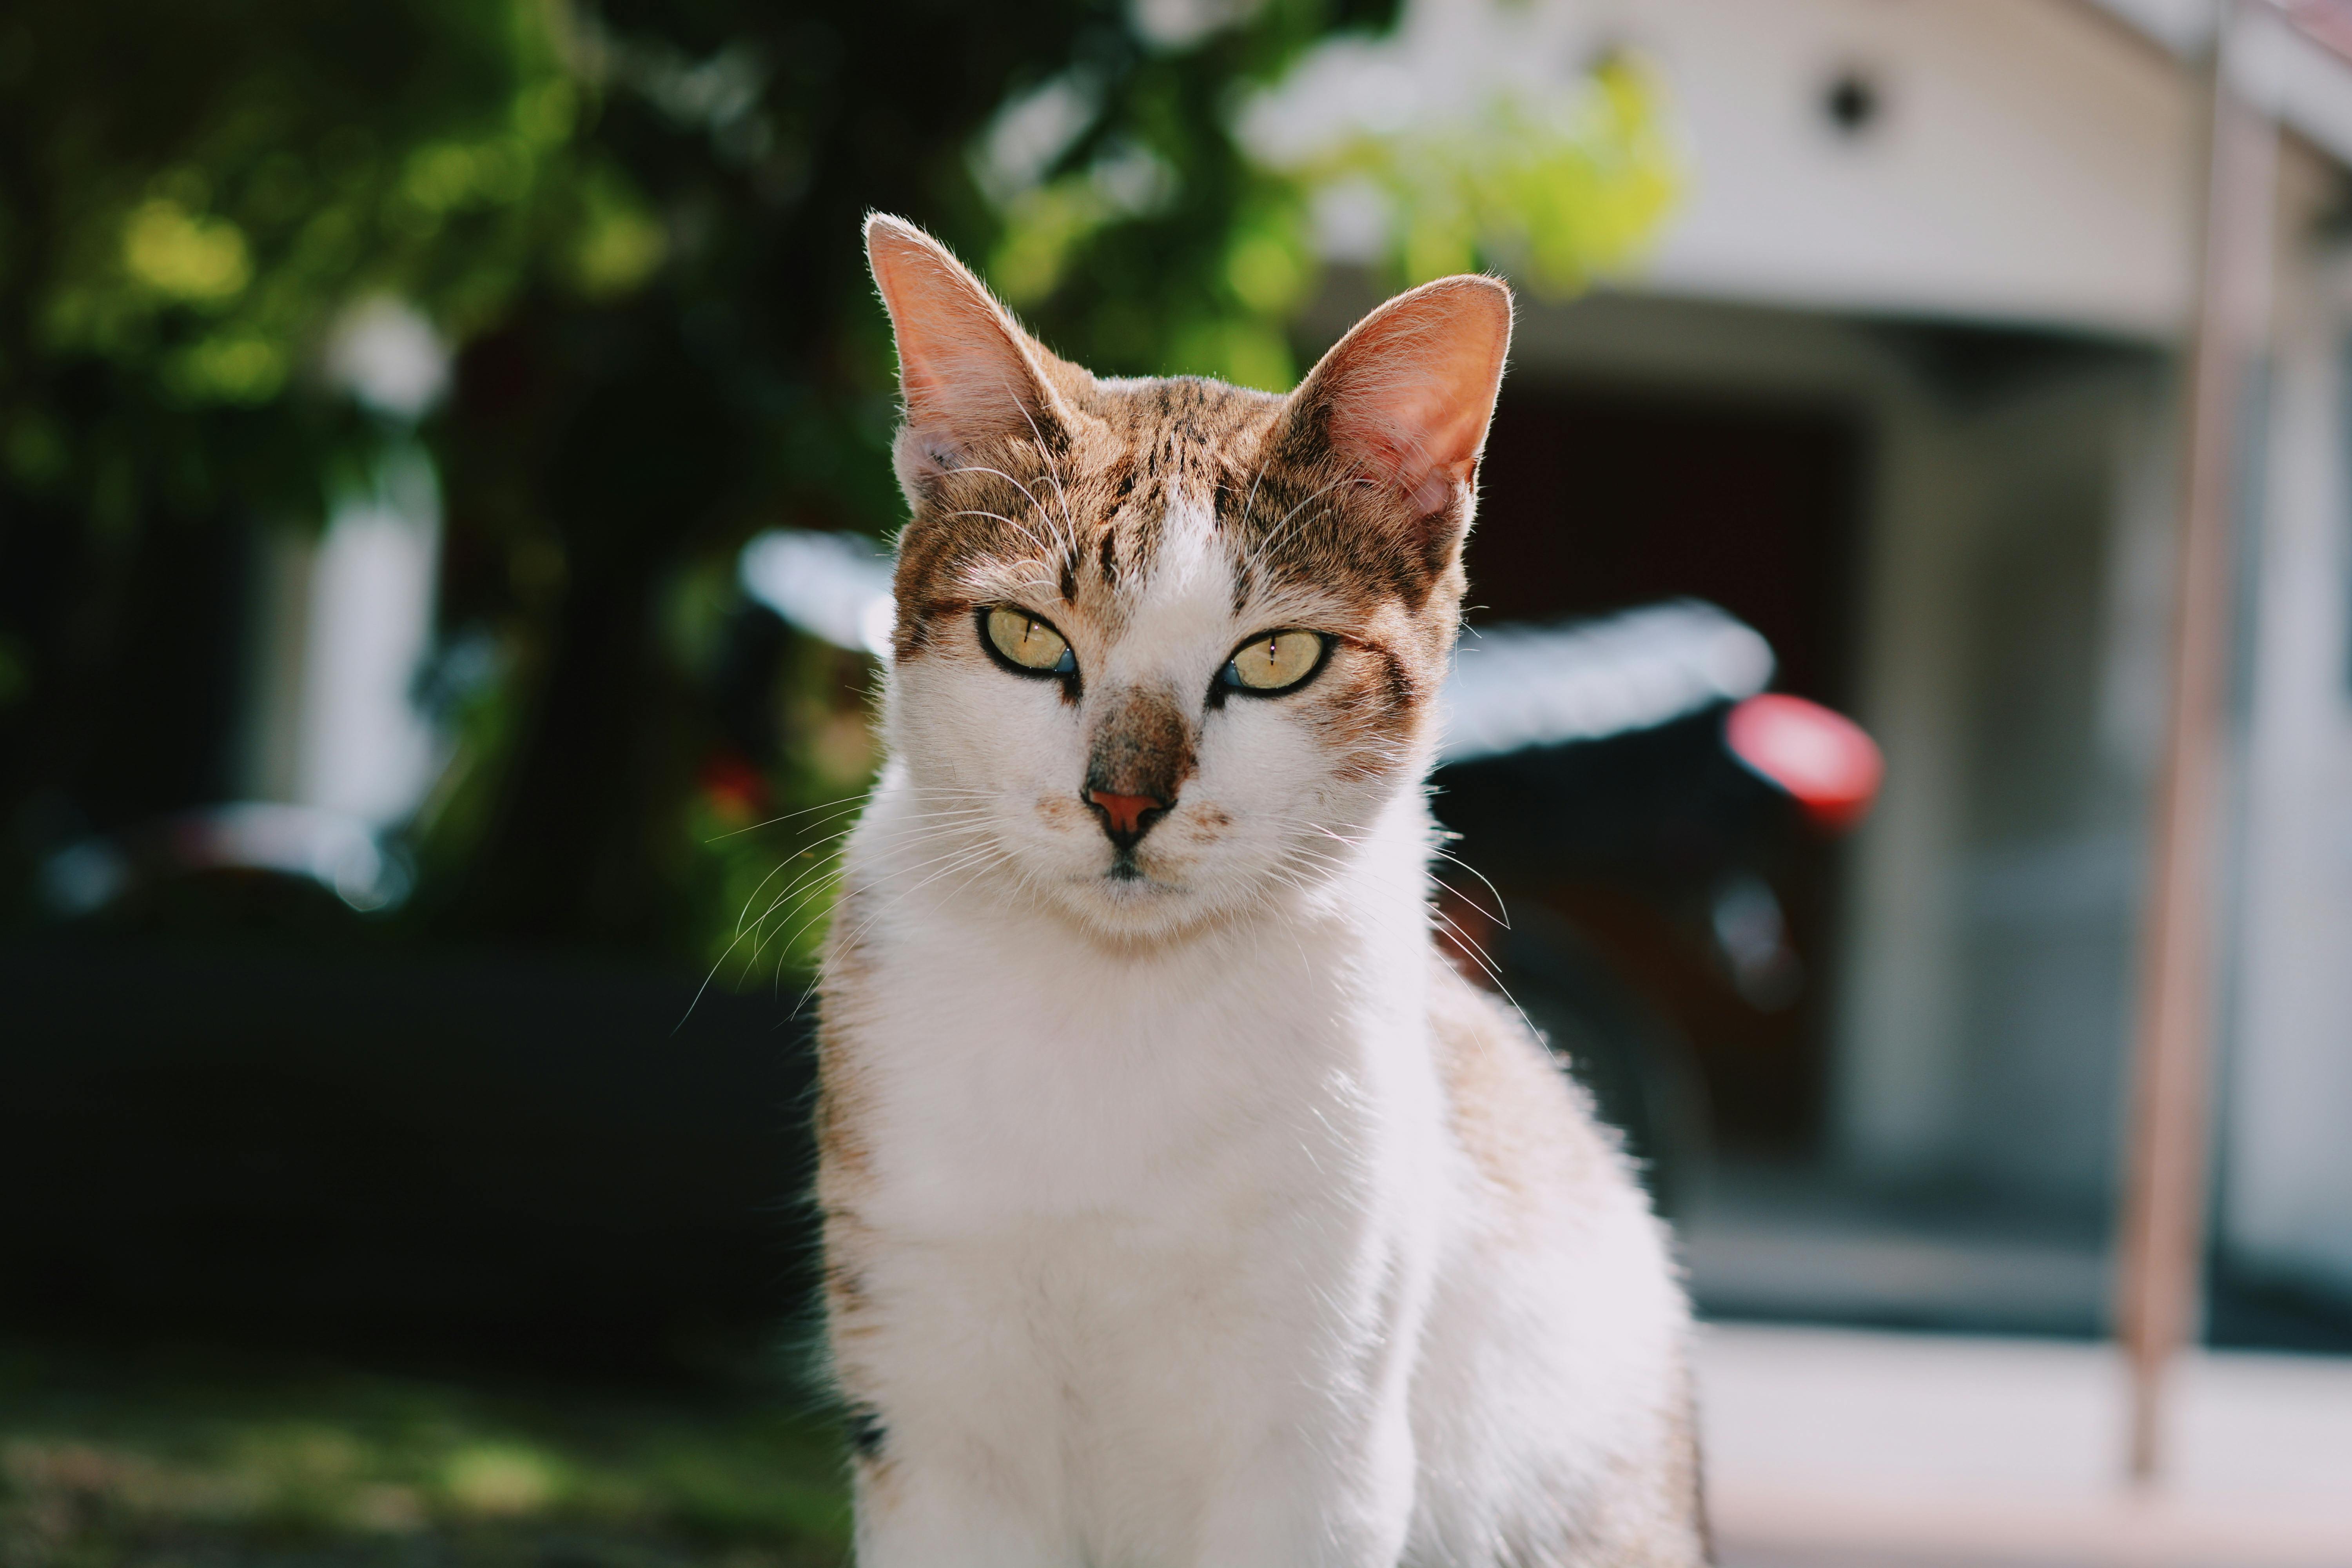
[1272,274,1511,536]
[865,214,1071,495]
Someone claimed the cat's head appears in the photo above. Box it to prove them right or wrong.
[865,213,1509,940]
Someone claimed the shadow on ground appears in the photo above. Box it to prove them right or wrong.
[0,1337,853,1568]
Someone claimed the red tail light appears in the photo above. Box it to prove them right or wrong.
[1725,694,1883,834]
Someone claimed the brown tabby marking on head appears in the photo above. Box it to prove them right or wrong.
[1305,627,1430,784]
[896,377,1468,613]
[868,217,1507,732]
[891,372,1290,664]
[887,388,1466,813]
[1225,449,1463,625]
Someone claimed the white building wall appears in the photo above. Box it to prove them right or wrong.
[2221,145,2352,1298]
[1257,0,2200,333]
[293,447,444,828]
[1617,0,2199,335]
[1938,364,2169,1210]
[1830,369,1975,1179]
[239,446,446,832]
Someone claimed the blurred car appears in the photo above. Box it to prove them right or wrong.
[1432,614,1880,1212]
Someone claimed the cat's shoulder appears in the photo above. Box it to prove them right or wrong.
[1425,947,1628,1207]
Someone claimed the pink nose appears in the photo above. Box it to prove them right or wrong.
[1087,789,1166,840]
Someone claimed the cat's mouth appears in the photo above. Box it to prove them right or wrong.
[1099,849,1178,892]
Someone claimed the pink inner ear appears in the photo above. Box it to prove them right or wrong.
[866,216,1057,459]
[1330,394,1485,516]
[893,293,1019,433]
[1405,466,1457,518]
[1305,276,1512,517]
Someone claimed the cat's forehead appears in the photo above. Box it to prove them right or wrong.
[1083,373,1281,451]
[1073,375,1281,530]
[899,380,1261,605]
[891,370,1439,661]
[1067,377,1276,604]
[1083,401,1364,642]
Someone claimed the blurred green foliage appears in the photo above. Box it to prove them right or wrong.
[0,0,1676,973]
[0,1,606,528]
[0,1338,851,1567]
[978,10,1357,393]
[1281,55,1683,296]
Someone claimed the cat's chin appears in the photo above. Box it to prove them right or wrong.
[1083,864,1188,908]
[1036,863,1226,943]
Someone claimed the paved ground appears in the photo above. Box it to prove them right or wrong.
[1699,1323,2352,1568]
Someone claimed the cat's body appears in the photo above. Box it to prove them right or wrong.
[816,216,1708,1566]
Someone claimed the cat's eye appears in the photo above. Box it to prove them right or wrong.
[1219,630,1327,695]
[982,606,1077,677]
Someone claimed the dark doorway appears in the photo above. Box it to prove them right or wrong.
[1461,383,1867,1156]
[1470,384,1863,703]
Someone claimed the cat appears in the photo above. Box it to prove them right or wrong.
[814,212,1708,1567]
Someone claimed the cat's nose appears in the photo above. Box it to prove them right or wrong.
[1085,788,1170,849]
[1083,685,1194,852]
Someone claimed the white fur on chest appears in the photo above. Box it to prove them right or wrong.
[842,777,1448,1241]
[829,781,1455,1565]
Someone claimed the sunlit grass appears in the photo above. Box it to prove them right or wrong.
[0,1339,852,1567]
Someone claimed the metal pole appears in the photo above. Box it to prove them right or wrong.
[2114,0,2276,1487]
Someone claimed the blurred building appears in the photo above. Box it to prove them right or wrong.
[1275,0,2352,1335]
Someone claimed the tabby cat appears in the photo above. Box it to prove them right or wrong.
[814,213,1707,1566]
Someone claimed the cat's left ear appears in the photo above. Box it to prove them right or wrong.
[1278,274,1512,532]
[865,213,1075,497]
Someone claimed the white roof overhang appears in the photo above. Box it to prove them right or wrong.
[2089,0,2352,167]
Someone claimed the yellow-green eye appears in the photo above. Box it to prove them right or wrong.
[983,607,1076,676]
[1221,630,1327,695]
